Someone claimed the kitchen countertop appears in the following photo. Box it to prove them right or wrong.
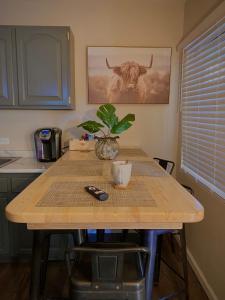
[0,157,53,173]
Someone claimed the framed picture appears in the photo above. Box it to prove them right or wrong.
[87,46,171,104]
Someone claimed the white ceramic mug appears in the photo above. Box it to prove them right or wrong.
[112,161,132,188]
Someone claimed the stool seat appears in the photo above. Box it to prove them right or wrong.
[71,253,145,291]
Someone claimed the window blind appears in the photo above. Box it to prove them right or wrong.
[181,18,225,199]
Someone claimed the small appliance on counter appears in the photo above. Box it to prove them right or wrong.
[34,128,62,162]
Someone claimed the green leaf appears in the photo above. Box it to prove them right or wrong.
[111,114,135,134]
[77,120,104,134]
[96,104,118,129]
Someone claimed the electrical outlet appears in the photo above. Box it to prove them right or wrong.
[0,137,10,145]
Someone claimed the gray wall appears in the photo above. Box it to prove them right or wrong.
[184,0,224,35]
[178,1,225,299]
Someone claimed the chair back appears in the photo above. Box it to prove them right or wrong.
[154,157,175,174]
[92,249,123,283]
[66,243,149,285]
[182,184,194,195]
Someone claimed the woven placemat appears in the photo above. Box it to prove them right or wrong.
[37,180,156,207]
[47,160,105,176]
[132,161,167,177]
[57,159,101,166]
[48,160,166,177]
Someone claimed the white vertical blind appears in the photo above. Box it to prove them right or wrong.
[181,18,225,199]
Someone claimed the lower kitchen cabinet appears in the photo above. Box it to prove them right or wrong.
[11,223,70,261]
[0,196,10,259]
[0,173,69,262]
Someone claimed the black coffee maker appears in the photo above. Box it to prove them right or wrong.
[34,128,62,162]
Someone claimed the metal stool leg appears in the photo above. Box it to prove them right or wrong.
[40,234,50,296]
[96,229,105,242]
[144,230,158,300]
[180,226,189,300]
[76,229,88,245]
[169,232,176,253]
[154,235,163,285]
[122,229,129,241]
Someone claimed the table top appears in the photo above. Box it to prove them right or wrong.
[5,149,204,230]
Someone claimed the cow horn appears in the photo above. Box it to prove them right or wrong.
[143,55,153,69]
[106,58,116,69]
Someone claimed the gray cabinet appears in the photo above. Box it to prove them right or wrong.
[0,26,74,110]
[0,173,70,262]
[12,222,33,258]
[0,28,17,106]
[16,27,71,108]
[0,196,10,258]
[11,174,39,193]
[0,173,40,261]
[0,177,10,193]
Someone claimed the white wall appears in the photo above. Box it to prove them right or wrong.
[0,0,184,160]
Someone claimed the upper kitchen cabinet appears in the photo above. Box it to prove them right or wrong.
[0,28,17,107]
[16,27,73,108]
[0,26,74,110]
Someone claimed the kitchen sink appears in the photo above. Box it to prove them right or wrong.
[0,157,19,168]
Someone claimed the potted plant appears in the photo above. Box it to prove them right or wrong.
[77,104,135,159]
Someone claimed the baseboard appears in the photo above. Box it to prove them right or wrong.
[186,248,218,300]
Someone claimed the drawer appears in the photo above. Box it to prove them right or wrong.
[11,175,38,193]
[0,178,10,193]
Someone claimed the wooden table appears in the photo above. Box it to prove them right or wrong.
[5,149,204,300]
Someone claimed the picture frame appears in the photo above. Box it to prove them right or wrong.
[87,46,172,104]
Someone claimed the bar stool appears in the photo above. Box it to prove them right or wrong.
[96,157,189,299]
[115,157,176,243]
[125,158,189,299]
[66,242,150,300]
[153,157,175,174]
[152,157,190,300]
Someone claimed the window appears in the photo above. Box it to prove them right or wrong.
[180,18,225,199]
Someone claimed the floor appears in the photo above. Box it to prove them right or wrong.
[0,235,209,300]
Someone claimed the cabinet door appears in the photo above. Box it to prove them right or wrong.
[10,174,40,258]
[0,27,17,106]
[16,27,71,108]
[12,226,71,260]
[49,233,72,261]
[11,222,33,258]
[0,196,10,259]
[11,174,39,193]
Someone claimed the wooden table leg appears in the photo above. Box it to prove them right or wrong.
[40,233,50,296]
[180,226,189,300]
[30,230,45,300]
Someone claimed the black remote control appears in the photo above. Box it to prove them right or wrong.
[85,186,109,201]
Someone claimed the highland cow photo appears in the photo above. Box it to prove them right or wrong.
[87,47,171,104]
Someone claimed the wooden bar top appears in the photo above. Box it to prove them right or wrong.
[5,149,204,230]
